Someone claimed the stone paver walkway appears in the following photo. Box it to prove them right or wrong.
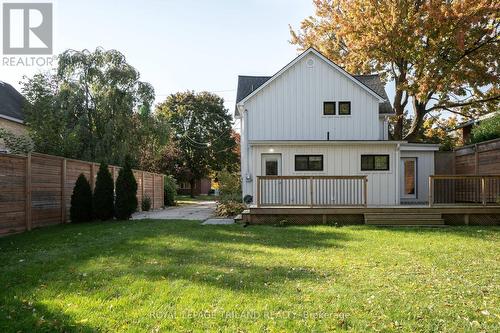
[132,201,216,221]
[202,218,235,225]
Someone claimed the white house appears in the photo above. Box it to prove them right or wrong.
[235,48,439,207]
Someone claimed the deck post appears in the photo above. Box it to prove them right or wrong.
[309,177,313,208]
[363,177,368,208]
[481,177,486,206]
[256,176,260,207]
[428,176,434,207]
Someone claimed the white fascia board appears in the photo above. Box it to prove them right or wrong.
[238,48,386,106]
[249,140,406,146]
[0,114,24,124]
[400,143,440,151]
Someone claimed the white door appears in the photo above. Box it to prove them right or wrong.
[261,154,282,205]
[400,158,417,199]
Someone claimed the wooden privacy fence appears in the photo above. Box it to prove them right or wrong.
[429,175,500,206]
[0,152,165,236]
[455,138,500,175]
[257,176,368,207]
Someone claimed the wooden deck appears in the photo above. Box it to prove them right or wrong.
[243,205,500,226]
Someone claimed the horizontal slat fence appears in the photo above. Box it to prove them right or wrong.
[257,176,367,207]
[0,152,164,236]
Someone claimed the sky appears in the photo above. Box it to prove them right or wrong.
[1,0,396,123]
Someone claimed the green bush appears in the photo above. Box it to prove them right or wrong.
[93,163,114,220]
[70,174,93,223]
[164,175,177,206]
[471,113,500,144]
[218,170,242,202]
[115,157,138,220]
[142,195,152,211]
[215,170,244,217]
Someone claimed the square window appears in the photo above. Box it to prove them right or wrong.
[361,155,389,171]
[339,101,351,115]
[295,155,324,171]
[323,102,335,115]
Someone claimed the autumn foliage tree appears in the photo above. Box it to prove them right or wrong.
[290,0,499,141]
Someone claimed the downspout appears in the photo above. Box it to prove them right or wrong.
[396,143,401,205]
[237,103,252,195]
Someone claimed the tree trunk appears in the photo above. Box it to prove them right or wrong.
[404,100,428,142]
[189,179,196,198]
[391,66,408,140]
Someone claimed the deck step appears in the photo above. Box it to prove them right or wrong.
[364,212,444,226]
[365,213,442,220]
[365,219,444,225]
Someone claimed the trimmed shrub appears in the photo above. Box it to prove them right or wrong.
[164,175,177,206]
[142,195,152,211]
[70,174,93,223]
[471,113,500,144]
[93,163,114,220]
[115,157,138,220]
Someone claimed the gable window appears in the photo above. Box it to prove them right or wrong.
[361,155,390,171]
[339,101,351,115]
[323,102,335,115]
[295,155,324,171]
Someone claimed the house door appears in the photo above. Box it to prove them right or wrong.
[400,158,417,199]
[261,154,282,205]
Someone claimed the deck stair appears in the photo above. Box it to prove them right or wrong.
[364,212,445,226]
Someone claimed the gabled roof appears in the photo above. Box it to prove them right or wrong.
[353,74,393,115]
[235,51,394,116]
[0,81,25,123]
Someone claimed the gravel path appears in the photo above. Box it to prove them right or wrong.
[132,201,216,221]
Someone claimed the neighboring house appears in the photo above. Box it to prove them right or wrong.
[235,48,439,206]
[0,81,27,152]
[177,178,212,196]
[453,111,498,144]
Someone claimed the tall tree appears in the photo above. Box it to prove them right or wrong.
[22,48,159,165]
[157,91,238,197]
[290,0,499,141]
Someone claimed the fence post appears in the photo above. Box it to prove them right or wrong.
[141,171,145,210]
[25,153,32,231]
[256,177,260,207]
[428,176,433,207]
[309,177,313,208]
[363,177,368,208]
[90,163,95,191]
[152,174,156,209]
[61,158,67,223]
[481,177,486,206]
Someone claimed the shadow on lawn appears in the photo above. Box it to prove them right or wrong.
[371,225,500,240]
[0,220,353,331]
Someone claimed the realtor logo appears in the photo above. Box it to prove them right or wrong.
[2,2,53,55]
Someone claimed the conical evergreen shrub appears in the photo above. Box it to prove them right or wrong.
[93,163,115,220]
[115,156,138,220]
[70,174,93,223]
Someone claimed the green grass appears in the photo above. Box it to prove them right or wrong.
[0,221,498,332]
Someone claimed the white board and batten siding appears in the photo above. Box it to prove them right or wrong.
[400,148,436,203]
[250,143,399,206]
[244,52,383,141]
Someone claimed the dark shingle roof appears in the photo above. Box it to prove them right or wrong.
[353,74,393,114]
[0,81,25,121]
[235,73,393,115]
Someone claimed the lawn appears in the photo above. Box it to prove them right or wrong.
[0,221,498,332]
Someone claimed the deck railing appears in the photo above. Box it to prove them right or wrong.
[429,175,500,206]
[256,176,368,207]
